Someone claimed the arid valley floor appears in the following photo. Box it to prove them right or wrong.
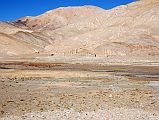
[0,56,159,120]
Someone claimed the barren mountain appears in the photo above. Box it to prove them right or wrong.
[43,0,159,57]
[15,6,104,31]
[0,33,41,57]
[0,0,159,58]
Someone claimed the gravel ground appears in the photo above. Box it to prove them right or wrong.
[1,62,159,120]
[1,108,159,120]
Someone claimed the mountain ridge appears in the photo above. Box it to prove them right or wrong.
[0,0,159,58]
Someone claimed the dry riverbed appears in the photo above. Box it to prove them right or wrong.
[0,62,159,120]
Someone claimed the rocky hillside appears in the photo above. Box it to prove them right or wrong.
[15,6,104,31]
[0,0,159,57]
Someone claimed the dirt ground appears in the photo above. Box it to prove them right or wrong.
[0,61,159,119]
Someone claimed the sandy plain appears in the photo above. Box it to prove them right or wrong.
[0,57,159,120]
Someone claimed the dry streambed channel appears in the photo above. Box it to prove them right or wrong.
[0,62,159,119]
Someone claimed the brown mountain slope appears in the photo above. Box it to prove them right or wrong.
[15,6,104,31]
[0,22,52,51]
[0,22,32,34]
[0,33,42,57]
[43,0,159,56]
[12,31,53,48]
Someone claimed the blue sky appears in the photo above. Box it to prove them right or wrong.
[0,0,136,21]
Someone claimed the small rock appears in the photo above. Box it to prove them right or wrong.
[109,94,113,98]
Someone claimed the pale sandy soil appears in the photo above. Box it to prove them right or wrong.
[1,55,159,66]
[0,61,159,120]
